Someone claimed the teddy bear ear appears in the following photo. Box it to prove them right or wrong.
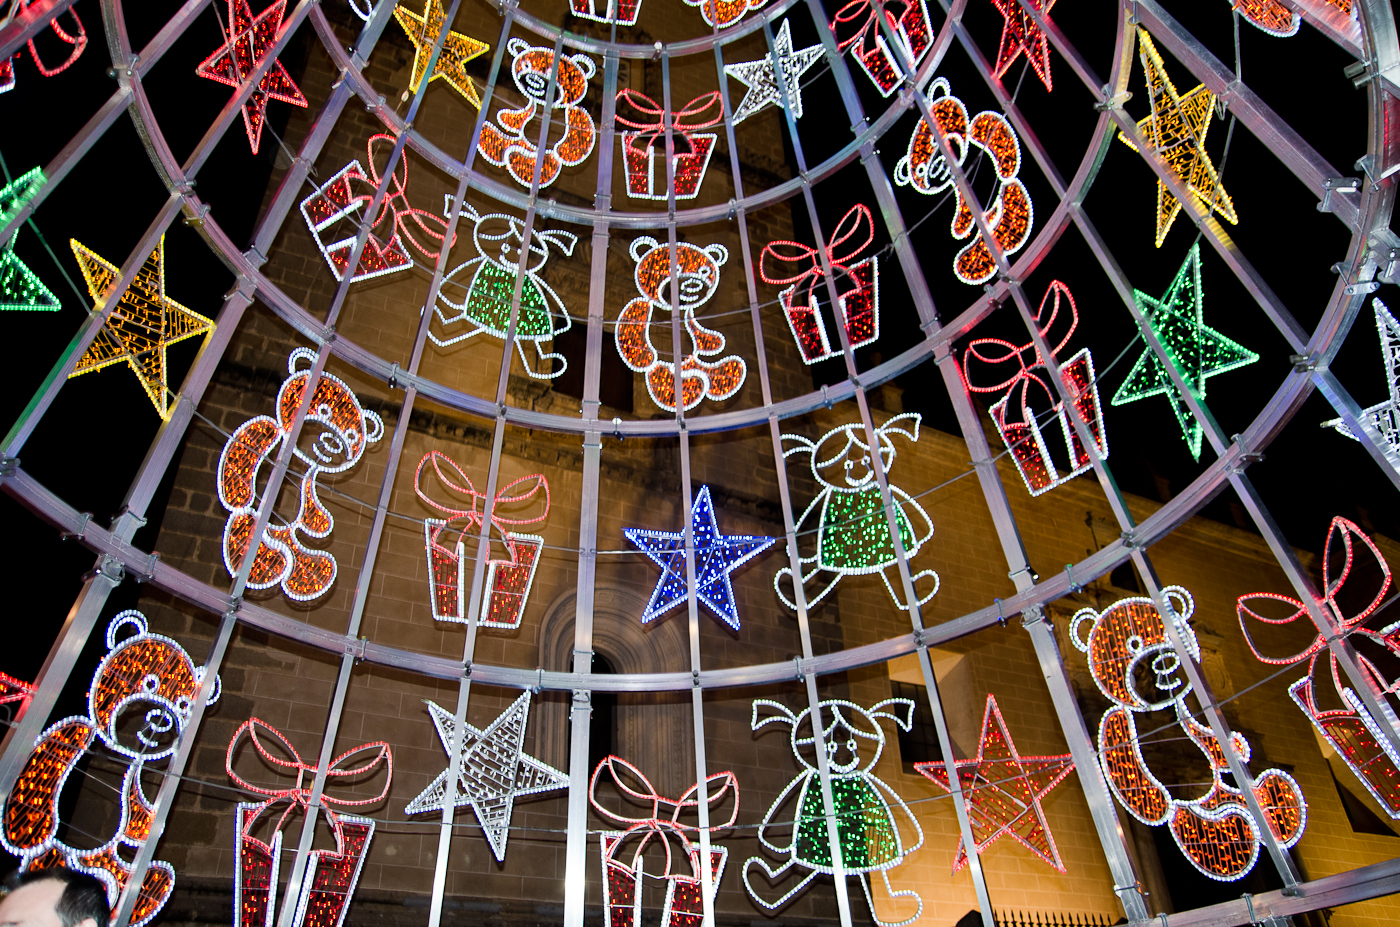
[508,37,530,57]
[704,243,729,267]
[106,609,149,651]
[571,53,596,80]
[630,236,659,264]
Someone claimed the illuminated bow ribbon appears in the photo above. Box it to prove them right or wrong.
[362,134,457,260]
[17,0,88,77]
[615,89,723,152]
[226,718,392,841]
[414,450,551,557]
[759,203,875,311]
[0,672,33,715]
[589,756,738,877]
[831,0,921,62]
[962,280,1078,424]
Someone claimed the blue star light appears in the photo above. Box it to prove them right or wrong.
[623,485,776,630]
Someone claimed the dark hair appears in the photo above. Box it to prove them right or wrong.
[3,869,110,927]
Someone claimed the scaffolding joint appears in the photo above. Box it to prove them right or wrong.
[993,597,1006,626]
[463,661,473,679]
[1369,228,1400,283]
[792,655,805,680]
[1120,531,1137,550]
[1064,563,1083,593]
[1094,86,1132,111]
[0,455,17,478]
[1230,434,1264,471]
[94,554,125,583]
[1317,176,1360,213]
[133,551,160,584]
[1289,353,1318,373]
[62,512,92,542]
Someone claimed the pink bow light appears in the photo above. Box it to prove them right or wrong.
[963,281,1106,496]
[615,90,723,201]
[760,204,880,365]
[414,451,551,628]
[1238,517,1400,819]
[831,0,933,97]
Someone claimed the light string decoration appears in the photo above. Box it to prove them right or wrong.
[226,720,391,927]
[0,166,45,230]
[0,0,87,96]
[1322,299,1400,455]
[893,77,1033,285]
[413,450,551,630]
[963,280,1107,496]
[392,0,490,108]
[623,484,776,631]
[194,0,309,154]
[759,203,880,365]
[429,202,576,378]
[1237,517,1400,819]
[989,0,1054,91]
[744,698,924,927]
[616,89,723,201]
[299,133,458,283]
[569,0,642,25]
[404,692,568,862]
[1116,28,1237,248]
[589,756,738,927]
[478,39,597,189]
[775,414,937,612]
[0,673,34,717]
[916,694,1074,872]
[682,0,767,29]
[1070,586,1307,880]
[1,232,60,312]
[1110,243,1258,461]
[67,236,215,419]
[1233,0,1300,37]
[0,611,219,926]
[216,347,385,601]
[722,19,824,124]
[614,236,747,412]
[831,0,934,97]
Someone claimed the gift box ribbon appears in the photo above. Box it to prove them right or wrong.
[759,203,875,311]
[227,718,392,841]
[414,450,551,559]
[590,756,737,878]
[831,0,919,62]
[615,89,723,152]
[363,134,457,260]
[963,280,1079,424]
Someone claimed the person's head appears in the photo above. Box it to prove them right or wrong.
[0,869,109,927]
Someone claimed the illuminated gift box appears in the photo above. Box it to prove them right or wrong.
[964,281,1107,496]
[616,89,722,201]
[831,0,934,97]
[760,203,879,364]
[570,0,642,25]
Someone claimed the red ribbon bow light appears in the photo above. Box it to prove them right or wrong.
[6,0,88,85]
[363,134,457,261]
[226,718,392,841]
[760,204,876,310]
[831,0,932,96]
[615,90,723,149]
[963,279,1077,411]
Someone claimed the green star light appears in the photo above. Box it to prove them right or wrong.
[1111,244,1258,460]
[0,239,60,312]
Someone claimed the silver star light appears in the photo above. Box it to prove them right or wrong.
[723,19,825,124]
[404,691,568,861]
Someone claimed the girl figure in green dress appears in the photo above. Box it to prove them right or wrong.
[431,204,578,379]
[775,413,938,612]
[743,697,924,927]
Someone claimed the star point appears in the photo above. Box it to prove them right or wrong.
[722,19,824,124]
[195,0,308,154]
[990,0,1055,91]
[0,239,60,312]
[1117,28,1236,247]
[393,0,490,108]
[68,237,214,419]
[623,485,775,630]
[1111,244,1258,460]
[405,693,568,862]
[917,694,1074,872]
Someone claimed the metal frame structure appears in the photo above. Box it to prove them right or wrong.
[0,0,1397,924]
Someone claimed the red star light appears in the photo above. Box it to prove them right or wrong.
[196,0,308,154]
[916,694,1074,871]
[990,0,1055,91]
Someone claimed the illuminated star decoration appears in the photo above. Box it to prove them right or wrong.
[1,167,46,232]
[404,693,568,862]
[393,0,490,108]
[722,19,824,124]
[195,0,308,154]
[990,0,1055,91]
[68,237,215,419]
[1116,28,1236,248]
[1322,299,1400,456]
[1111,244,1258,461]
[624,485,776,631]
[916,694,1074,873]
[1,168,58,312]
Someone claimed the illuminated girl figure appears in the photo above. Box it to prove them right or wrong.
[775,413,937,612]
[431,204,578,379]
[744,698,924,927]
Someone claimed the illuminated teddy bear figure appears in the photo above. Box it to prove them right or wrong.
[743,698,924,927]
[478,38,596,189]
[0,610,219,926]
[775,413,937,612]
[1070,585,1306,880]
[614,235,747,412]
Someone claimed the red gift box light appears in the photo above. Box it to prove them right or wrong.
[570,0,642,25]
[831,0,934,97]
[616,89,723,202]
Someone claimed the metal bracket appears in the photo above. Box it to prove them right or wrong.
[912,627,926,648]
[533,667,545,693]
[1093,86,1132,111]
[243,244,269,269]
[994,597,1006,626]
[1317,177,1360,213]
[792,655,804,680]
[1344,58,1374,87]
[726,198,737,220]
[1289,353,1318,373]
[388,363,401,390]
[1120,531,1137,550]
[133,551,160,583]
[0,455,17,477]
[1065,563,1083,593]
[463,661,473,679]
[821,384,833,409]
[343,636,369,662]
[612,417,623,439]
[62,512,93,541]
[1369,228,1400,284]
[95,554,126,583]
[692,669,700,688]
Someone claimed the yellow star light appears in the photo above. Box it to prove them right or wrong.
[68,237,215,419]
[1117,28,1237,248]
[393,0,490,108]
